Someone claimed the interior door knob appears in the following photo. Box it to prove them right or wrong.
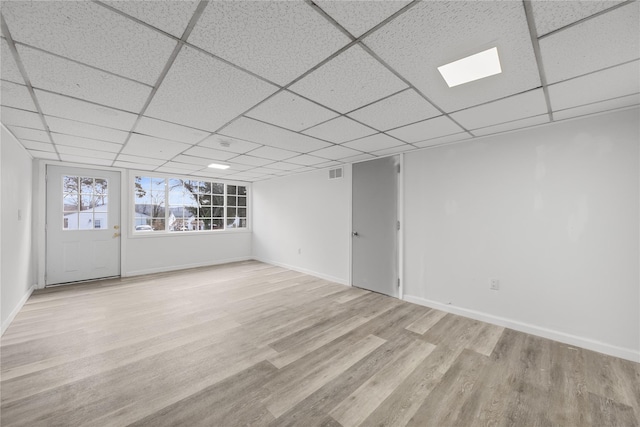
[352,231,358,236]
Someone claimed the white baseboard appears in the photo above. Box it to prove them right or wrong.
[123,256,252,277]
[2,284,35,335]
[253,257,349,286]
[403,295,640,363]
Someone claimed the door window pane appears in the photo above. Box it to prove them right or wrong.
[63,175,108,230]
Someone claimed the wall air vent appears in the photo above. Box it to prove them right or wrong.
[329,167,343,180]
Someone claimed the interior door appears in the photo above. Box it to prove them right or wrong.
[352,156,399,297]
[46,165,121,285]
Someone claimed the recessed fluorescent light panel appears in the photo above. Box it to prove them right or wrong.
[208,163,230,170]
[438,47,502,88]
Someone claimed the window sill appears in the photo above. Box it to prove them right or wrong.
[128,228,251,239]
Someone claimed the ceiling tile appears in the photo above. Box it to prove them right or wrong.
[28,150,59,160]
[199,135,261,154]
[136,116,209,145]
[2,1,177,85]
[120,134,191,159]
[289,44,408,113]
[303,116,377,143]
[554,94,640,121]
[19,139,56,152]
[314,160,342,169]
[450,89,548,130]
[45,116,129,144]
[371,145,417,157]
[285,154,328,166]
[181,146,237,161]
[145,46,277,132]
[245,91,339,132]
[7,126,49,142]
[261,162,303,171]
[188,1,350,85]
[116,154,167,166]
[1,80,36,111]
[472,114,550,137]
[342,153,376,163]
[113,161,156,171]
[172,154,224,167]
[154,165,202,175]
[51,133,123,153]
[225,155,273,167]
[310,144,363,161]
[413,132,472,149]
[387,116,464,144]
[59,154,115,166]
[103,0,199,38]
[315,1,411,38]
[56,145,118,159]
[220,117,331,152]
[35,90,137,131]
[531,1,626,37]
[1,38,24,84]
[548,61,640,111]
[221,162,253,172]
[246,166,281,176]
[156,161,203,173]
[540,3,639,84]
[347,89,440,131]
[17,45,151,112]
[194,169,236,178]
[1,106,44,130]
[365,1,540,112]
[342,133,406,153]
[247,146,298,161]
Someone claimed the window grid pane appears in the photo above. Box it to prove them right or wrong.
[134,177,247,233]
[63,175,108,230]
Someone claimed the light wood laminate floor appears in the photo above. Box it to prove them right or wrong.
[1,261,638,426]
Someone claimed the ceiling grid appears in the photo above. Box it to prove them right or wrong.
[0,0,637,182]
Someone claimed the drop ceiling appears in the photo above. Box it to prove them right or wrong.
[1,0,638,183]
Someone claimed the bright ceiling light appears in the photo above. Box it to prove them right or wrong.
[207,163,230,170]
[437,47,502,88]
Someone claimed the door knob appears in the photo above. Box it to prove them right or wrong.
[352,231,358,236]
[114,225,120,230]
[113,232,121,238]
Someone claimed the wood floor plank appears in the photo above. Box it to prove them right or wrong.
[268,315,369,368]
[405,307,446,335]
[406,349,490,427]
[358,343,466,427]
[264,334,385,418]
[1,260,637,426]
[329,338,436,427]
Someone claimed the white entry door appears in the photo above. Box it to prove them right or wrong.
[46,165,121,285]
[352,156,399,297]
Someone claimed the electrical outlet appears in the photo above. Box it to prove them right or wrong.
[490,279,500,290]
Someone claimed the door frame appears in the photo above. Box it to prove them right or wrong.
[349,153,405,299]
[36,160,127,289]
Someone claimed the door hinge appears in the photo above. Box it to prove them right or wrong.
[397,164,401,173]
[397,220,400,231]
[397,278,401,288]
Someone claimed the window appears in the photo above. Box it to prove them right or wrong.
[134,176,248,233]
[62,176,108,230]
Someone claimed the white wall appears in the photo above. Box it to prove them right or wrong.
[1,126,36,333]
[123,231,252,276]
[252,166,351,284]
[403,108,639,361]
